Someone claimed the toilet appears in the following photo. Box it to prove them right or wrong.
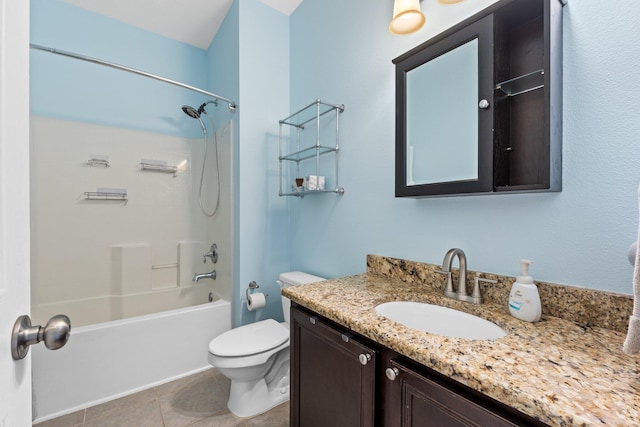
[208,271,325,418]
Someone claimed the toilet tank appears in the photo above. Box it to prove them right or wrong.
[278,271,325,324]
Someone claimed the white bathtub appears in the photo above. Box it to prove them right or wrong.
[31,284,217,328]
[31,299,231,423]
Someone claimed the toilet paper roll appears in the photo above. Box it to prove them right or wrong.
[246,292,266,311]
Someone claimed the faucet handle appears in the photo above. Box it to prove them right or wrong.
[203,243,218,264]
[474,272,497,285]
[471,273,497,303]
[435,270,456,296]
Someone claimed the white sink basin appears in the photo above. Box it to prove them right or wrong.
[375,301,506,340]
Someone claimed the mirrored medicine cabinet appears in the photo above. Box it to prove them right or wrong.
[394,0,564,198]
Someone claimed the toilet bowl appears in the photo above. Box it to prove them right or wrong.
[208,271,325,418]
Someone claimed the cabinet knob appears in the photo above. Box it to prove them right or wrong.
[358,353,371,366]
[385,367,400,381]
[309,316,317,325]
[478,99,490,109]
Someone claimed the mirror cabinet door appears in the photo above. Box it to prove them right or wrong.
[395,15,494,197]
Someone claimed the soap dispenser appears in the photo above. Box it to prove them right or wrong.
[508,259,542,322]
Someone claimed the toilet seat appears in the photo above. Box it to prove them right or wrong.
[208,319,290,369]
[209,318,288,357]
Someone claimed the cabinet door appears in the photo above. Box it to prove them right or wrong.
[394,0,563,198]
[291,306,376,427]
[384,358,524,427]
[394,14,495,197]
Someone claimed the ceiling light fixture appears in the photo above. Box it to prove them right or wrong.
[389,0,426,35]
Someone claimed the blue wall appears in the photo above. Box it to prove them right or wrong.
[287,0,640,294]
[205,0,291,327]
[31,0,210,138]
[234,0,291,326]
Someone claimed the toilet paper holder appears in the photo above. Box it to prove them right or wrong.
[246,281,269,300]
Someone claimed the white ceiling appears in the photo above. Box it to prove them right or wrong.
[63,0,303,50]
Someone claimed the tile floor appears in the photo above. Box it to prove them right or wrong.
[34,368,289,427]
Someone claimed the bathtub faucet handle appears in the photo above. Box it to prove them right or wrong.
[203,243,218,264]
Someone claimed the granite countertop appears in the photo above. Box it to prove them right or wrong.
[283,271,640,426]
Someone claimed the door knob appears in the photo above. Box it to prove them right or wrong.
[11,314,71,360]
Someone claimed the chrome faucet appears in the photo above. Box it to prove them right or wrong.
[435,248,496,305]
[438,248,468,299]
[193,269,216,282]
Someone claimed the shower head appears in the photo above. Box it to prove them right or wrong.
[183,99,220,120]
[182,104,207,135]
[182,105,200,119]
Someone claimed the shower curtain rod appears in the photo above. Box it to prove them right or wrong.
[30,43,237,112]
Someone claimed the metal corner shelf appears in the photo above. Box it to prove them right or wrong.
[278,99,345,198]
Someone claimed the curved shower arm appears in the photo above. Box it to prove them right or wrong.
[198,99,219,114]
[30,43,237,112]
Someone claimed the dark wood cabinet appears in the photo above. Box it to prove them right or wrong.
[290,305,377,427]
[292,304,548,427]
[379,352,546,427]
[394,0,564,197]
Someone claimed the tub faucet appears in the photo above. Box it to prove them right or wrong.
[193,269,216,282]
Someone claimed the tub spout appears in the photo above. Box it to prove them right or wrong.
[193,270,216,282]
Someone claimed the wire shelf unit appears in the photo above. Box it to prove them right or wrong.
[278,99,345,198]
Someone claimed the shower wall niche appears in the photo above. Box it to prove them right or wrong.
[30,116,233,327]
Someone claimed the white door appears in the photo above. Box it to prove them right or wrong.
[0,0,32,425]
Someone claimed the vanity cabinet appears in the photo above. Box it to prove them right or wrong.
[379,352,545,427]
[291,304,548,427]
[394,0,564,197]
[290,304,377,427]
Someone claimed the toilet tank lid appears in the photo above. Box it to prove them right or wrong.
[279,271,325,286]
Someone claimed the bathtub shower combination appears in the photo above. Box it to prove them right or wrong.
[30,44,236,422]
